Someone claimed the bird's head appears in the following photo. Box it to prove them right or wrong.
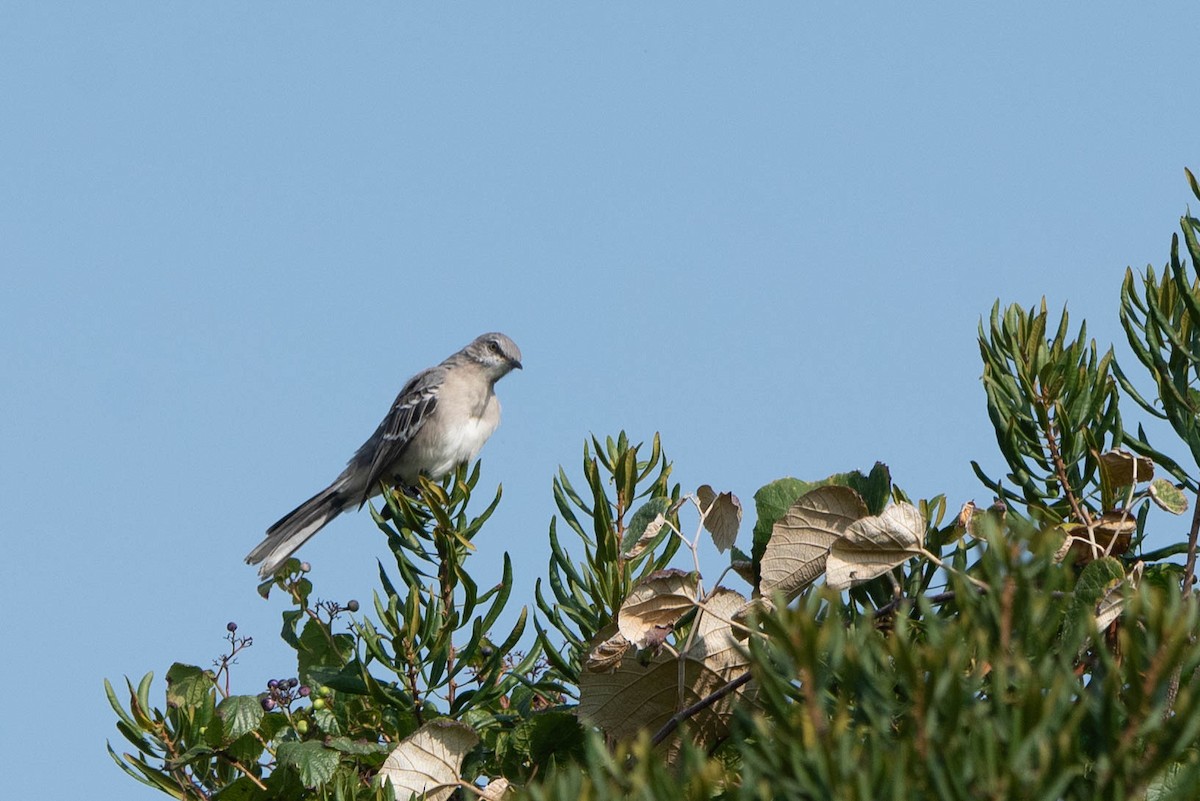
[466,332,523,378]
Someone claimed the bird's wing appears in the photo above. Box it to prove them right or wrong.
[350,365,444,506]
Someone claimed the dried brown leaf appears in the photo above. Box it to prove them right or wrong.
[586,627,633,673]
[379,719,479,801]
[697,485,742,553]
[1067,511,1137,564]
[579,588,753,752]
[624,514,667,561]
[760,485,868,601]
[617,569,698,649]
[1098,449,1154,487]
[825,503,926,590]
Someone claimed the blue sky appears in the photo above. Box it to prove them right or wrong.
[3,4,1198,798]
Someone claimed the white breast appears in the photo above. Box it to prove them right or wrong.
[398,394,501,482]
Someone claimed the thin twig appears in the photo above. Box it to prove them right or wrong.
[228,761,268,791]
[1166,487,1200,711]
[920,548,990,591]
[872,591,957,619]
[1181,488,1200,598]
[1040,399,1099,556]
[650,670,753,747]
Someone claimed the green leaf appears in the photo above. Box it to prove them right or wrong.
[297,618,354,684]
[215,695,264,743]
[1149,478,1189,515]
[211,776,267,801]
[306,662,371,695]
[622,497,673,556]
[1063,557,1125,649]
[104,677,142,732]
[842,462,893,516]
[277,740,341,788]
[751,477,811,576]
[729,546,755,586]
[1142,563,1187,596]
[314,708,341,734]
[326,736,390,758]
[225,730,268,765]
[500,710,586,779]
[165,663,211,709]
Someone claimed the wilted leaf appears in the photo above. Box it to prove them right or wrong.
[730,596,772,640]
[586,627,633,673]
[481,778,512,799]
[1066,511,1137,564]
[760,486,868,601]
[825,503,926,591]
[579,589,753,752]
[697,485,742,552]
[1149,479,1189,515]
[750,467,891,579]
[378,719,479,801]
[1094,581,1125,632]
[617,569,699,648]
[623,498,674,558]
[1098,449,1155,487]
[955,501,977,536]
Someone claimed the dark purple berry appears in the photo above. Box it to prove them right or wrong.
[298,685,311,697]
[346,600,360,613]
[267,679,279,690]
[226,621,238,633]
[287,678,299,689]
[261,697,277,711]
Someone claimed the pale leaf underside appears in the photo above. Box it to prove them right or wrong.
[760,485,868,600]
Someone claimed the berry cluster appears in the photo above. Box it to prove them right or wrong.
[260,676,310,712]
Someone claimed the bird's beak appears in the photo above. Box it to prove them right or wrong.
[512,359,523,370]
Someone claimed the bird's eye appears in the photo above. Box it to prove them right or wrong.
[488,340,503,354]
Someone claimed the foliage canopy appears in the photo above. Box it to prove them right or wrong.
[109,174,1200,800]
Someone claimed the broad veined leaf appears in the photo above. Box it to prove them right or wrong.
[214,695,263,744]
[481,777,512,799]
[697,485,742,553]
[1098,449,1155,487]
[760,486,868,601]
[579,588,753,752]
[1149,478,1189,514]
[617,569,699,649]
[378,719,479,801]
[1065,511,1137,563]
[276,741,340,788]
[165,663,211,709]
[825,503,926,591]
[586,625,633,673]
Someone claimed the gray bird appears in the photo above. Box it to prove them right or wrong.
[247,332,523,577]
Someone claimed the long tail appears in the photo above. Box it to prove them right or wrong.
[247,483,347,577]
